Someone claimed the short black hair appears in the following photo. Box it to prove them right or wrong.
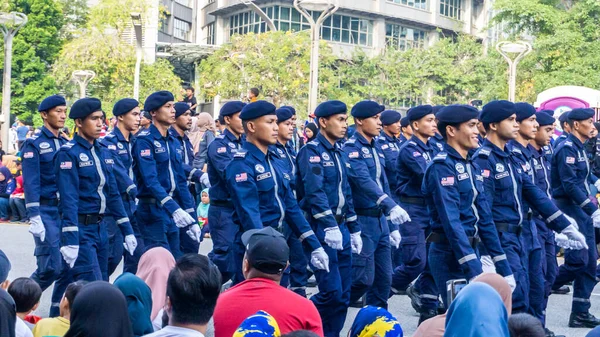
[8,277,42,313]
[281,331,321,337]
[250,87,259,97]
[186,87,195,93]
[65,281,87,307]
[437,121,462,141]
[167,254,221,325]
[508,313,545,337]
[567,119,576,130]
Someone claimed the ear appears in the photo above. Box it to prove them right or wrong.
[246,121,257,134]
[446,125,455,138]
[74,118,84,129]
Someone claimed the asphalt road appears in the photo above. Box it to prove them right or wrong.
[2,222,600,336]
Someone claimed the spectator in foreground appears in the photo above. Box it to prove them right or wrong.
[8,277,42,337]
[64,281,133,337]
[10,175,26,222]
[32,281,86,337]
[213,227,324,337]
[443,282,509,337]
[0,288,16,337]
[507,313,545,337]
[348,306,403,337]
[587,326,600,337]
[197,188,210,238]
[0,166,15,222]
[144,254,221,337]
[234,310,280,337]
[114,273,154,337]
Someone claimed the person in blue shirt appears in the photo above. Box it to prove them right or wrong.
[16,120,30,150]
[55,98,137,283]
[342,100,410,309]
[473,100,586,316]
[422,104,514,309]
[553,113,571,149]
[99,98,144,275]
[132,91,201,259]
[399,116,412,144]
[296,100,362,337]
[551,108,600,328]
[225,100,329,286]
[428,105,445,156]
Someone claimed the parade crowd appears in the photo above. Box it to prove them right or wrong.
[3,88,600,337]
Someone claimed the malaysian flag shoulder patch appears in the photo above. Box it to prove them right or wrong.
[441,176,455,186]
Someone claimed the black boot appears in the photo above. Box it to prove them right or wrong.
[418,309,437,326]
[551,285,570,295]
[568,312,600,328]
[544,327,565,337]
[406,284,422,313]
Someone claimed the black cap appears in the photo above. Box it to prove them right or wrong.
[241,227,289,275]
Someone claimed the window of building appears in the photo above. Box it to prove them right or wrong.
[175,0,191,7]
[206,23,215,45]
[440,0,462,20]
[321,14,373,46]
[386,0,428,10]
[174,18,191,41]
[385,23,427,50]
[160,15,170,34]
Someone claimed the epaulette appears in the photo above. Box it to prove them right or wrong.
[564,141,573,147]
[345,138,356,144]
[233,150,247,158]
[307,140,319,147]
[433,153,447,162]
[511,148,522,155]
[216,135,225,140]
[30,135,39,141]
[408,141,417,146]
[62,141,75,149]
[137,130,150,137]
[474,147,491,158]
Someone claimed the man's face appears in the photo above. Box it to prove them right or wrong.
[402,125,413,138]
[574,118,596,140]
[493,114,519,141]
[77,111,105,140]
[321,114,348,141]
[453,119,480,150]
[358,114,382,138]
[120,107,141,132]
[384,121,401,136]
[186,89,193,97]
[477,121,486,135]
[42,106,67,130]
[278,119,295,142]
[226,112,244,136]
[140,116,151,128]
[152,101,175,126]
[250,115,278,145]
[517,115,538,141]
[413,114,437,138]
[175,110,193,131]
[534,124,555,147]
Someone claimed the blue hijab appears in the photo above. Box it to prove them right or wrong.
[444,282,509,337]
[114,273,154,337]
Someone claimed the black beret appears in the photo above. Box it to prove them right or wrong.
[351,101,385,119]
[315,100,347,118]
[568,108,595,121]
[539,109,555,116]
[437,105,479,124]
[535,112,555,127]
[558,111,570,124]
[174,102,191,118]
[280,105,296,115]
[38,95,67,112]
[514,102,536,122]
[112,98,139,117]
[220,101,246,117]
[144,91,174,112]
[433,105,445,116]
[380,110,401,126]
[479,100,516,124]
[239,100,277,120]
[407,105,434,121]
[276,107,294,123]
[400,116,410,128]
[69,98,102,119]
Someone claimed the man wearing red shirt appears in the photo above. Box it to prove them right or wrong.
[213,227,324,337]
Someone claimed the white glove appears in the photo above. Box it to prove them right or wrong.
[389,230,401,249]
[504,274,516,293]
[311,247,330,273]
[564,214,578,230]
[480,255,497,274]
[186,224,202,243]
[592,210,600,228]
[389,205,411,225]
[554,232,574,250]
[200,173,211,187]
[350,231,363,254]
[123,234,137,256]
[561,224,588,250]
[172,208,196,228]
[28,215,46,242]
[595,180,600,191]
[60,245,79,268]
[324,227,343,250]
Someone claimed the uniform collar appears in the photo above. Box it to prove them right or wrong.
[380,131,397,143]
[148,124,170,140]
[567,133,584,148]
[316,132,339,151]
[433,132,443,141]
[409,135,431,151]
[111,126,128,143]
[74,134,95,150]
[399,134,408,142]
[223,128,241,143]
[40,125,65,140]
[353,132,375,147]
[168,126,188,141]
[243,141,268,161]
[509,139,532,158]
[529,144,543,158]
[482,138,509,158]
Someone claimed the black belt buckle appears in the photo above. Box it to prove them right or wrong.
[496,222,522,236]
[334,214,345,225]
[400,196,426,206]
[210,200,233,208]
[355,208,382,218]
[78,214,103,225]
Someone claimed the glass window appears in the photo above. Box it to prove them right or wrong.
[173,18,191,41]
[386,0,428,10]
[439,0,462,19]
[206,23,215,45]
[385,23,427,50]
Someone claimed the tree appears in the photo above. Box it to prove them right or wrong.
[56,0,89,40]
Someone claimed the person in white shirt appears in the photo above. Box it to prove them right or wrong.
[7,278,42,337]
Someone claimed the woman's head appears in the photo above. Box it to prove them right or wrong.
[60,281,86,318]
[136,247,176,320]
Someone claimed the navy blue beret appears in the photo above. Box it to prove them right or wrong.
[433,105,445,116]
[144,91,174,112]
[112,98,139,117]
[38,95,67,112]
[351,101,385,119]
[479,100,516,124]
[437,105,479,124]
[380,110,401,126]
[407,105,434,121]
[400,116,410,128]
[69,98,102,119]
[276,107,294,123]
[240,100,276,120]
[220,101,246,117]
[141,110,151,120]
[514,102,537,122]
[315,100,347,118]
[539,109,555,116]
[568,108,595,121]
[535,112,555,127]
[558,111,570,124]
[280,105,296,115]
[174,102,191,118]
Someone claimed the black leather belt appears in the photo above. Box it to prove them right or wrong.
[334,214,345,224]
[121,193,132,202]
[495,222,522,235]
[40,198,59,206]
[78,214,103,225]
[355,208,383,217]
[138,197,158,205]
[427,231,480,248]
[400,196,426,206]
[210,200,233,208]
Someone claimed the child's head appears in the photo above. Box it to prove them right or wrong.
[201,189,209,205]
[60,281,87,318]
[7,277,42,314]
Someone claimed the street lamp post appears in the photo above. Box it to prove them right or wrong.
[496,41,532,102]
[72,70,96,98]
[294,0,339,115]
[0,11,27,153]
[240,0,277,32]
[131,13,143,100]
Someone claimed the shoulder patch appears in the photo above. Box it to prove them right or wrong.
[433,153,447,162]
[475,147,491,158]
[408,141,417,146]
[511,148,522,154]
[62,141,75,149]
[138,130,151,137]
[345,139,356,144]
[216,135,225,140]
[564,141,573,147]
[234,151,247,158]
[308,140,319,146]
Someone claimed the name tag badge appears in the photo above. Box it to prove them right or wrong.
[495,171,509,180]
[457,173,469,181]
[257,172,272,181]
[155,148,166,154]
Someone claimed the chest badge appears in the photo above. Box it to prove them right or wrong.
[255,164,265,173]
[79,153,89,162]
[117,143,124,149]
[322,153,330,161]
[154,141,162,148]
[496,163,505,173]
[455,163,465,174]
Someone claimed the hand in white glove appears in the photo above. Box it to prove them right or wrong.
[172,208,196,228]
[311,247,330,273]
[561,224,588,250]
[186,224,202,243]
[564,214,578,230]
[504,274,516,293]
[592,210,600,228]
[554,232,574,249]
[28,215,46,242]
[389,205,411,225]
[595,180,600,191]
[350,231,363,254]
[200,173,211,187]
[60,245,79,268]
[324,227,343,250]
[480,255,497,274]
[123,234,137,256]
[389,230,401,249]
